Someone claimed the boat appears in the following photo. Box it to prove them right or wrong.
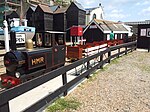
[0,18,35,45]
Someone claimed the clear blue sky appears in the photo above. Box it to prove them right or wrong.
[77,0,150,22]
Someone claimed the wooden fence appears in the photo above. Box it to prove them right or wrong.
[0,41,137,112]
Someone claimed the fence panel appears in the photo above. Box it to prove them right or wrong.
[0,41,137,112]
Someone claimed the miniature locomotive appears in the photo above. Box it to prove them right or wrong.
[0,31,66,88]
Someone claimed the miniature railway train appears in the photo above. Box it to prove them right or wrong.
[0,36,124,88]
[67,39,124,60]
[0,31,66,88]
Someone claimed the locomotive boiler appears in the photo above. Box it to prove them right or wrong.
[0,31,66,88]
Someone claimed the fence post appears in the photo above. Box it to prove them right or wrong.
[62,73,67,96]
[0,102,9,112]
[135,42,137,50]
[118,48,120,58]
[148,39,150,52]
[86,61,90,78]
[108,51,111,63]
[99,54,103,69]
[131,44,133,52]
[125,46,127,55]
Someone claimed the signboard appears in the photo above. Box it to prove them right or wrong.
[147,28,150,37]
[89,25,97,29]
[16,33,26,44]
[29,54,46,69]
[140,29,146,36]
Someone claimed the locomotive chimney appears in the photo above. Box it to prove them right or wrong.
[10,31,17,51]
[25,39,33,50]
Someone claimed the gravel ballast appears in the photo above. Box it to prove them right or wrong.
[66,50,150,112]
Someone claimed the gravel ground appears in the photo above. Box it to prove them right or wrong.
[66,50,150,112]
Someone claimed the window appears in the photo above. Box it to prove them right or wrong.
[45,33,51,47]
[100,13,103,19]
[57,35,64,45]
[36,33,43,47]
[107,34,110,40]
[93,13,96,19]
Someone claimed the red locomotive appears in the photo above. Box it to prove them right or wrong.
[0,31,66,88]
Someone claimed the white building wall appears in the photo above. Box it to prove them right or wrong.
[86,15,90,25]
[89,7,104,22]
[122,24,133,37]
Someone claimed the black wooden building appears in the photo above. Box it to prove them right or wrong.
[83,19,129,43]
[5,11,19,30]
[34,4,53,31]
[53,7,68,31]
[137,24,150,49]
[66,1,86,28]
[66,1,86,41]
[26,6,36,27]
[24,1,86,42]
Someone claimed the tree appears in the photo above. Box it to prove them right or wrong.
[54,0,72,7]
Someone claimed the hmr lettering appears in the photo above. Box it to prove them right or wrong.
[32,57,44,65]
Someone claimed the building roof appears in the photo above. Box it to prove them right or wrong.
[38,4,53,13]
[124,20,150,25]
[85,4,103,15]
[95,19,128,31]
[85,7,99,14]
[30,5,37,11]
[85,7,99,11]
[93,19,110,31]
[50,5,60,12]
[84,19,128,33]
[54,7,68,14]
[73,1,85,11]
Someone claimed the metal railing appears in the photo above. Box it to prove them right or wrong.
[0,41,137,112]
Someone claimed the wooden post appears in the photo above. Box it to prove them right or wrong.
[125,46,127,55]
[100,54,103,69]
[118,48,120,58]
[0,102,9,112]
[108,51,111,63]
[148,38,150,52]
[131,44,133,52]
[62,73,67,96]
[86,61,90,78]
[135,42,137,50]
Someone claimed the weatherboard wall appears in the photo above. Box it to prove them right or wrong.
[34,6,53,31]
[83,24,104,43]
[66,2,86,28]
[137,24,150,49]
[66,2,86,41]
[26,7,35,27]
[53,13,67,31]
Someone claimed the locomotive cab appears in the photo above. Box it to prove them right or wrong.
[36,31,66,47]
[35,31,66,68]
